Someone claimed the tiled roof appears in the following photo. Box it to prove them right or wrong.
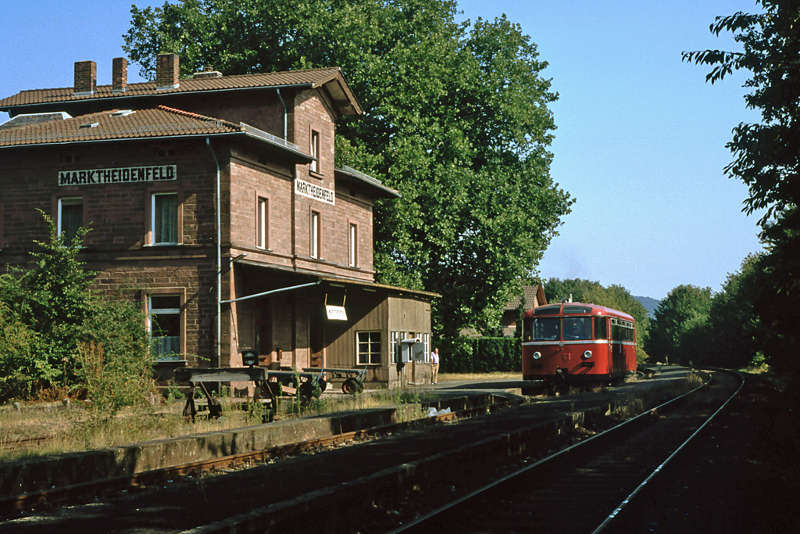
[505,284,546,310]
[0,106,241,147]
[0,67,361,114]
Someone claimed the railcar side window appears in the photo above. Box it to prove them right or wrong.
[533,317,560,341]
[563,317,592,340]
[594,316,608,339]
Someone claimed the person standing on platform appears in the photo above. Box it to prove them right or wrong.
[430,347,440,384]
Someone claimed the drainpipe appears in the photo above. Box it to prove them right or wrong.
[276,88,287,140]
[206,137,222,366]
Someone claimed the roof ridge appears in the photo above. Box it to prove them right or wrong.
[156,105,241,129]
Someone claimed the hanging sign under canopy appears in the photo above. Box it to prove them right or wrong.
[324,292,347,321]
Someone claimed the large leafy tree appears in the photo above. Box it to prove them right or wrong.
[646,285,712,364]
[544,278,650,362]
[682,0,800,485]
[123,0,572,337]
[683,1,799,374]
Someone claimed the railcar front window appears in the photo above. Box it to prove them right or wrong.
[523,317,534,341]
[563,317,593,340]
[533,318,560,341]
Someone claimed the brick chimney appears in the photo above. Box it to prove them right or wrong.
[156,53,180,90]
[112,57,128,93]
[74,60,97,95]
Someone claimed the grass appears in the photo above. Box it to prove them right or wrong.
[0,387,437,460]
[437,372,521,382]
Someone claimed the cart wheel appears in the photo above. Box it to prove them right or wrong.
[208,401,223,419]
[342,378,357,394]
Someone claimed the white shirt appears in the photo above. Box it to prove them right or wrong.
[430,351,439,364]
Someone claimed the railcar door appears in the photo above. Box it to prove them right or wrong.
[610,318,625,377]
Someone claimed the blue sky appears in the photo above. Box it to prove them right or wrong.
[0,1,763,299]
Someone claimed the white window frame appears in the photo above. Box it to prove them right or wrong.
[151,192,179,245]
[310,130,320,173]
[257,196,268,249]
[57,196,83,239]
[349,223,358,267]
[391,331,403,364]
[356,331,381,365]
[423,333,430,363]
[311,210,320,258]
[148,294,182,361]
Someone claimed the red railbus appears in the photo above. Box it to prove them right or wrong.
[521,302,636,394]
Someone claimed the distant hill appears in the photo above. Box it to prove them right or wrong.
[634,295,660,317]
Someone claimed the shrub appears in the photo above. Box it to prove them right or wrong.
[0,212,155,407]
[439,336,521,373]
[0,304,41,401]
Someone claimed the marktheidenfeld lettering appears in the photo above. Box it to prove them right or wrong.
[295,178,335,205]
[58,165,177,186]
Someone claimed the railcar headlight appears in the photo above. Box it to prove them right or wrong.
[533,352,542,360]
[582,350,592,359]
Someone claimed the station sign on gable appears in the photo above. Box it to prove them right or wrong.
[58,165,177,186]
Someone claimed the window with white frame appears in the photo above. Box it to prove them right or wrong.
[423,333,430,362]
[148,295,181,360]
[58,197,83,242]
[257,196,268,249]
[310,130,320,173]
[391,331,403,364]
[152,192,178,244]
[357,331,381,365]
[349,223,357,267]
[311,210,320,258]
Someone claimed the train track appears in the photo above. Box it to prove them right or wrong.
[389,370,742,533]
[0,401,492,517]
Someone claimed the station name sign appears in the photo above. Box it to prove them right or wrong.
[58,165,177,186]
[295,178,335,205]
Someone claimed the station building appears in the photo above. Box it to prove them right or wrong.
[0,54,437,388]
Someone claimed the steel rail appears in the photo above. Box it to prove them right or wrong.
[388,371,712,534]
[591,370,744,533]
[0,404,481,516]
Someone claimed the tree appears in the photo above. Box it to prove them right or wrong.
[683,1,800,375]
[123,0,572,337]
[544,278,650,362]
[646,285,712,364]
[705,253,765,369]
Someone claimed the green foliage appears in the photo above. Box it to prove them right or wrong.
[646,285,712,365]
[682,1,800,225]
[544,278,651,362]
[705,254,765,368]
[0,211,94,392]
[0,213,155,405]
[438,337,520,373]
[123,0,572,337]
[0,303,39,400]
[683,1,800,376]
[77,340,156,420]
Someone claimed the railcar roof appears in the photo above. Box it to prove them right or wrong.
[524,302,634,321]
